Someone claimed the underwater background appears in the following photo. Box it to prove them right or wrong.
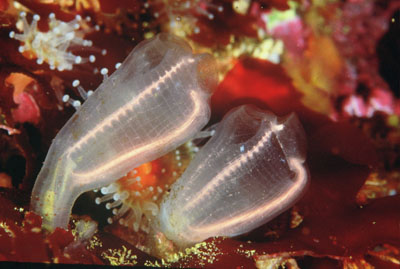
[0,0,399,267]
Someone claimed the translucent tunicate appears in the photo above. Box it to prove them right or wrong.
[158,105,309,247]
[30,33,218,230]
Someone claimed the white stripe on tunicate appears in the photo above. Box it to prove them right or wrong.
[183,122,284,211]
[74,90,201,182]
[66,57,195,155]
[188,157,307,238]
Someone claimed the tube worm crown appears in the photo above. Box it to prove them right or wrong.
[158,105,309,247]
[30,33,218,230]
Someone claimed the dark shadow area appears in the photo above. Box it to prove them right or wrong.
[377,9,400,97]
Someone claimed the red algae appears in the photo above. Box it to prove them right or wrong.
[212,58,303,117]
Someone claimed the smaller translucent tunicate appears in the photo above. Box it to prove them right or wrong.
[158,105,309,247]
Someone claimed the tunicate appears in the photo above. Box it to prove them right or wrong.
[158,105,309,247]
[30,33,218,230]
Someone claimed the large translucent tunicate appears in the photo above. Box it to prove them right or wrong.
[158,105,309,247]
[30,33,218,230]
